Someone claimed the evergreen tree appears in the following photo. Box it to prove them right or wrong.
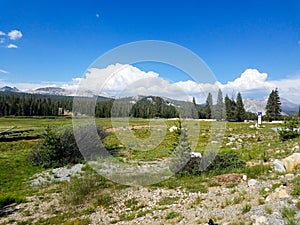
[191,97,198,119]
[214,89,225,121]
[204,93,213,119]
[235,92,246,122]
[266,88,282,121]
[225,95,236,121]
[192,97,196,106]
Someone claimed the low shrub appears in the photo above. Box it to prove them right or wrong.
[242,203,252,213]
[165,211,181,220]
[279,117,300,141]
[245,164,271,179]
[206,152,246,174]
[177,152,246,175]
[28,125,107,168]
[0,195,25,209]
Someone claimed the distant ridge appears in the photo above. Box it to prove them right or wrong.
[28,87,68,96]
[0,86,20,92]
[244,98,299,115]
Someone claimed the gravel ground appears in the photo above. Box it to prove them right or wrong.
[2,167,299,225]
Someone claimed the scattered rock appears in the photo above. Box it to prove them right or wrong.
[273,159,286,173]
[30,164,84,186]
[266,189,290,201]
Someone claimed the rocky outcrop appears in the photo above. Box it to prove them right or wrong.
[282,153,300,172]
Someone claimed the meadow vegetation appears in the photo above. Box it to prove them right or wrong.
[0,116,300,224]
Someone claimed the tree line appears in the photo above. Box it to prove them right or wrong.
[0,88,284,121]
[0,93,179,118]
[196,89,256,121]
[0,93,72,116]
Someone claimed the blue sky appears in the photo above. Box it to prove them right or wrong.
[0,0,300,102]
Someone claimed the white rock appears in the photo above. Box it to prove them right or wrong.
[285,173,295,179]
[248,179,258,187]
[190,152,202,158]
[242,175,247,181]
[228,137,235,142]
[226,142,233,146]
[169,126,178,132]
[295,211,300,219]
[273,159,286,173]
[254,216,267,225]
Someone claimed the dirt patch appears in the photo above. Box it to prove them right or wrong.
[212,173,243,186]
[106,125,150,132]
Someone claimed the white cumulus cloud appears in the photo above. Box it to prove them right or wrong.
[8,30,23,40]
[77,63,159,95]
[75,65,300,104]
[2,63,300,104]
[75,63,213,102]
[223,69,269,90]
[7,44,18,49]
[0,31,5,36]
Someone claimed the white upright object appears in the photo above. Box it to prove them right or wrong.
[257,112,262,125]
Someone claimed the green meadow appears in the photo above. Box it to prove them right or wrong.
[0,117,299,224]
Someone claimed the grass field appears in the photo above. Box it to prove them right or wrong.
[0,116,299,224]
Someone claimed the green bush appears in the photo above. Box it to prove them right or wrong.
[165,211,181,220]
[279,117,300,141]
[28,125,107,168]
[206,152,246,174]
[175,150,246,175]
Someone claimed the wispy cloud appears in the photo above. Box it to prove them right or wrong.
[0,31,5,36]
[0,69,9,74]
[8,30,22,40]
[7,44,18,49]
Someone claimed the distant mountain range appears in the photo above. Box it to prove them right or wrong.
[0,86,20,92]
[243,98,299,115]
[0,86,299,114]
